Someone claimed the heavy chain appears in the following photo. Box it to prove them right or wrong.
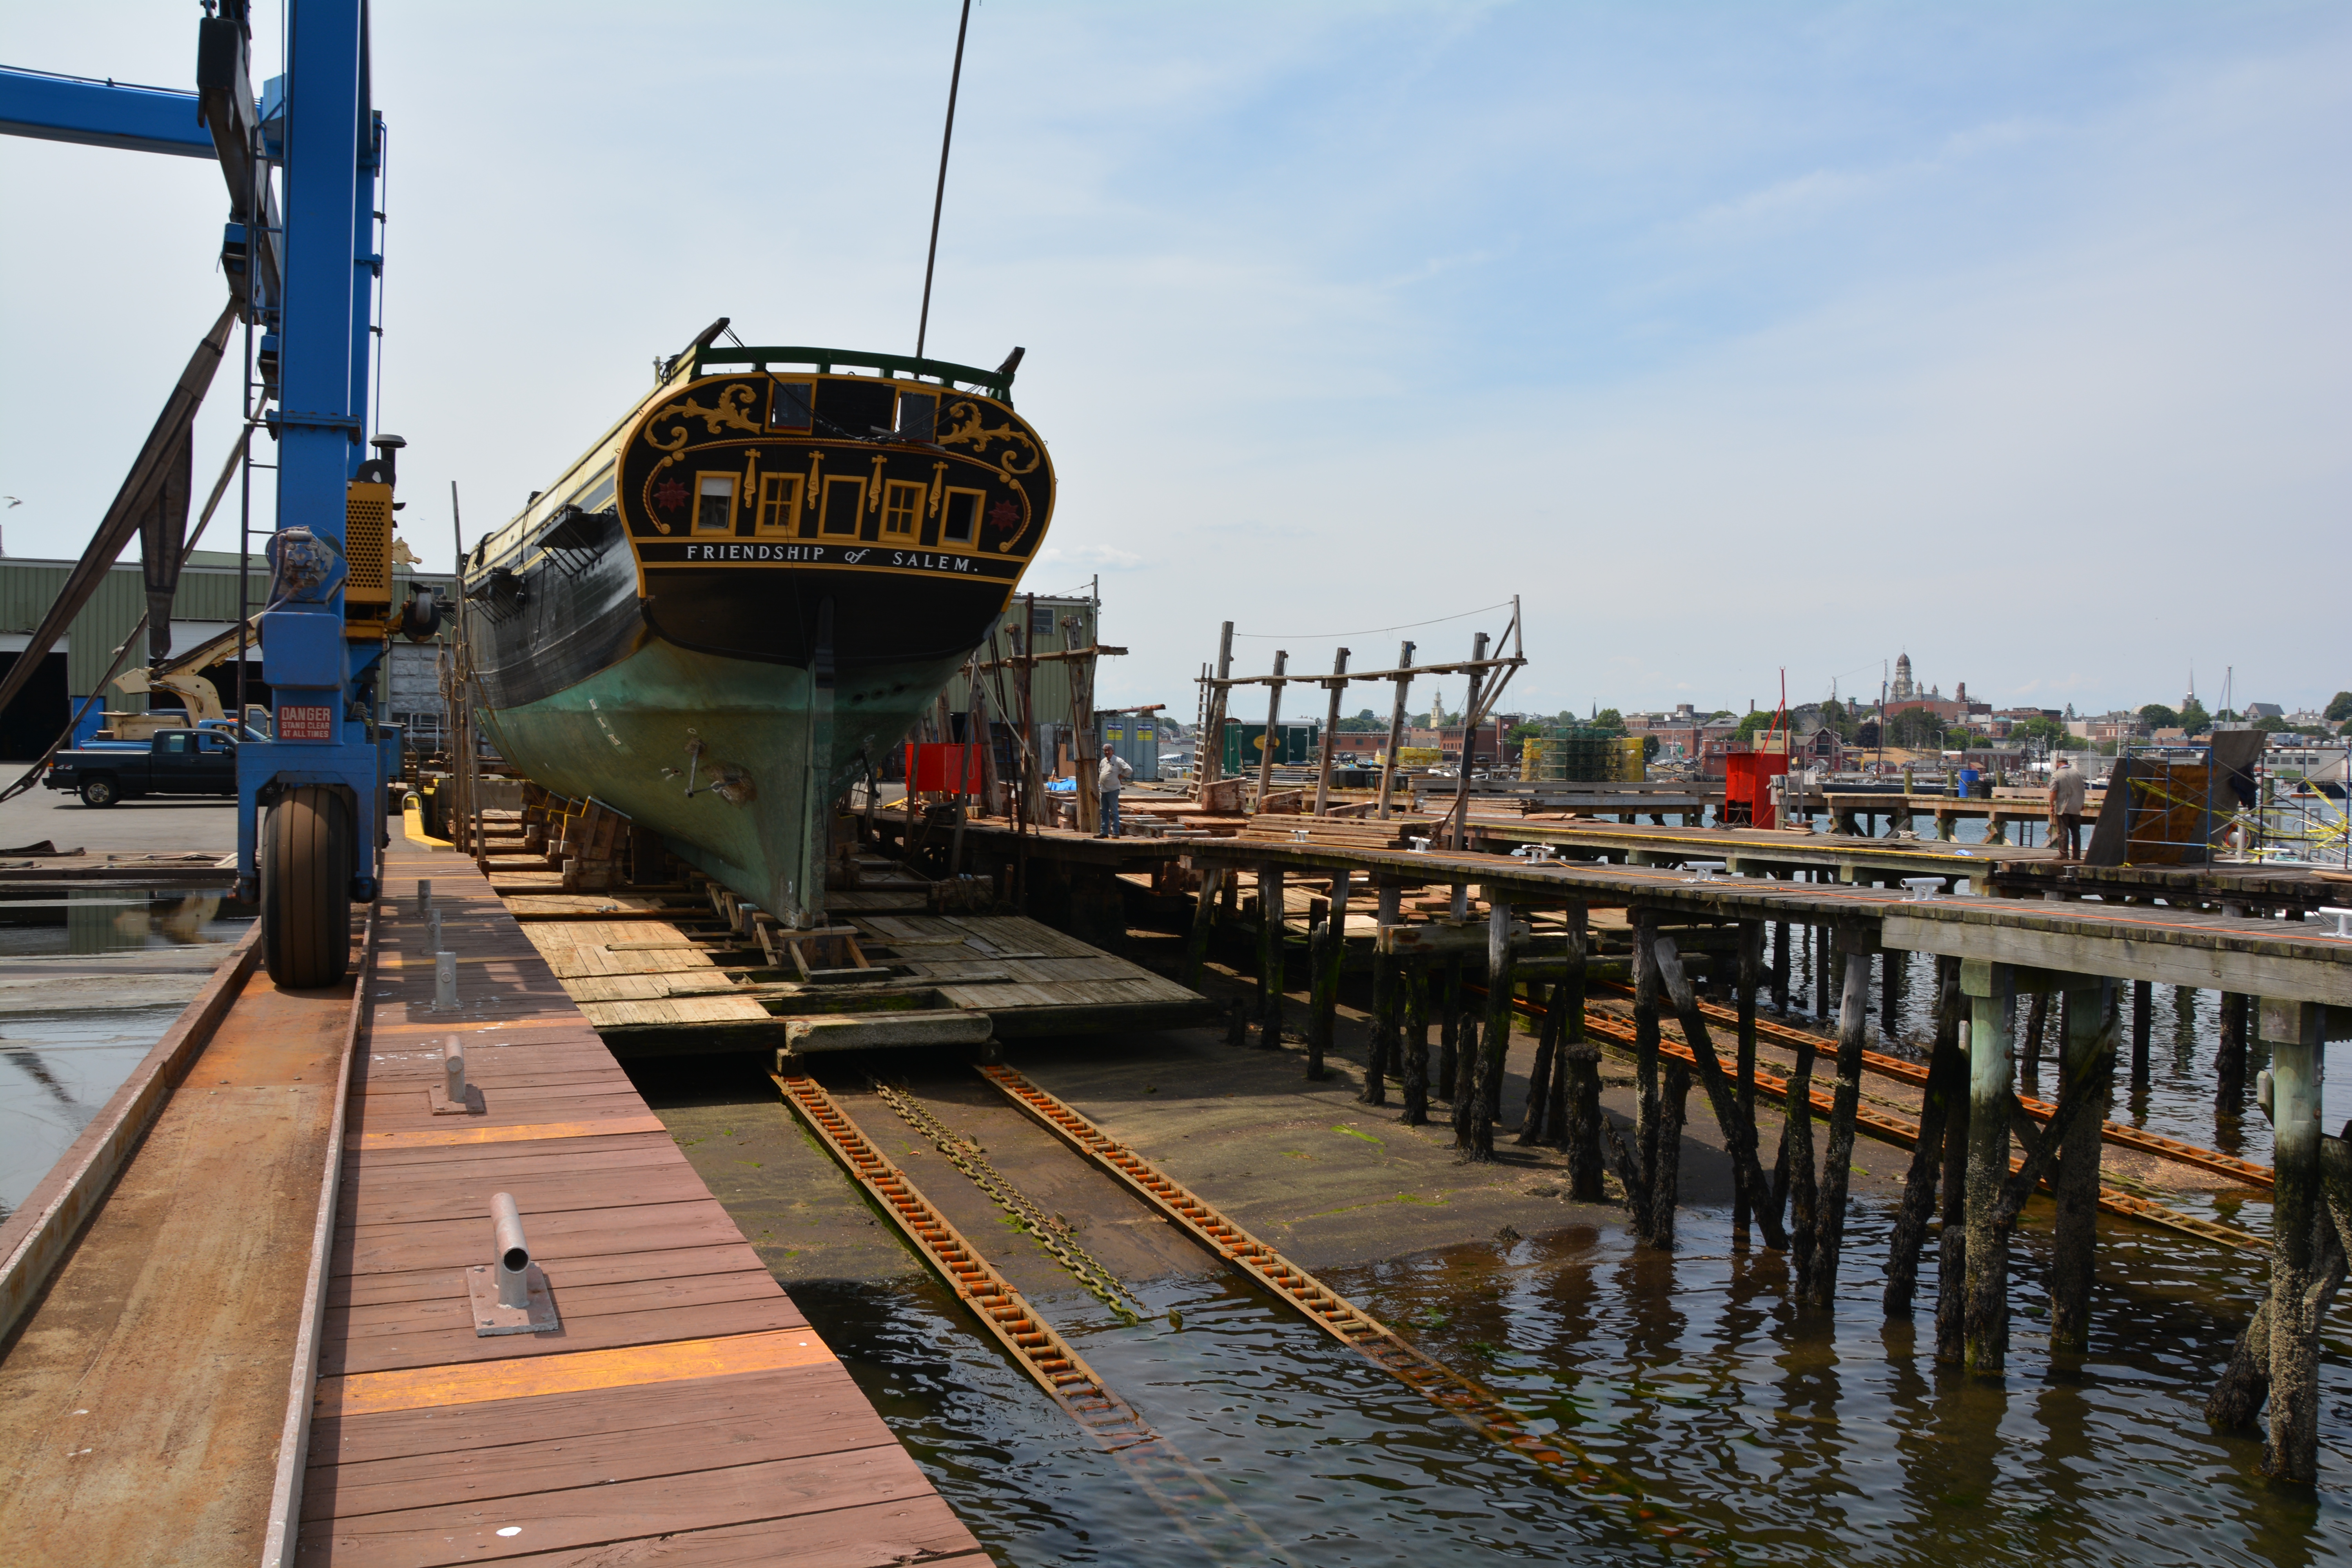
[872,1080,1145,1323]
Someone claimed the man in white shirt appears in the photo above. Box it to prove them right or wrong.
[1096,742,1133,837]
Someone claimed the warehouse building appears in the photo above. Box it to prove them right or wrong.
[0,548,454,760]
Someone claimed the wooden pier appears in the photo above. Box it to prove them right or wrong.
[0,828,988,1568]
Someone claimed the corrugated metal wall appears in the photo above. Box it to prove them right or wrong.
[0,552,451,708]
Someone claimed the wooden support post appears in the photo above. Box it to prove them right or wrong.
[1656,935,1787,1251]
[1254,650,1289,811]
[1934,1009,1972,1365]
[1777,950,1824,1287]
[2048,978,2116,1349]
[1771,918,1790,1013]
[1375,639,1415,821]
[1306,870,1351,1081]
[1735,920,1762,1242]
[1438,958,1463,1101]
[1886,956,1964,1318]
[1364,881,1401,1107]
[2131,978,2153,1086]
[1633,910,1682,1246]
[1445,632,1489,851]
[1879,949,1902,1041]
[1802,923,1875,1308]
[1463,896,1514,1160]
[1255,864,1287,1049]
[1560,906,1600,1195]
[1197,620,1235,798]
[1401,958,1431,1126]
[2217,991,2250,1111]
[2016,989,2049,1093]
[1813,918,1831,1018]
[1962,960,2018,1372]
[1181,863,1224,991]
[1518,979,1564,1146]
[1313,647,1350,816]
[2263,997,2327,1482]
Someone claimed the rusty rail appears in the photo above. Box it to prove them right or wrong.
[773,1073,1157,1451]
[1593,977,2275,1189]
[976,1065,1653,1488]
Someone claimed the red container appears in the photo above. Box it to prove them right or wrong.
[1722,751,1789,829]
[905,742,983,795]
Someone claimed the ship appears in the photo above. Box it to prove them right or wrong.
[459,321,1054,924]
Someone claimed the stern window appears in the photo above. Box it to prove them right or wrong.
[821,476,866,536]
[696,475,737,533]
[882,481,924,537]
[895,391,937,442]
[769,380,814,431]
[940,488,983,546]
[758,474,803,535]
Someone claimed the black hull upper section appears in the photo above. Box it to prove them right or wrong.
[468,354,1056,714]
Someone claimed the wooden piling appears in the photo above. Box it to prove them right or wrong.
[1655,936,1786,1252]
[1736,921,1761,1243]
[1813,916,1831,1019]
[1401,960,1432,1126]
[1779,952,1823,1288]
[1517,980,1562,1146]
[1633,909,1664,1241]
[1879,949,1902,1040]
[2216,991,2249,1109]
[1363,880,1402,1107]
[1464,897,1515,1160]
[1802,924,1875,1309]
[1255,863,1285,1049]
[1306,870,1352,1081]
[1770,918,1790,1014]
[1438,958,1463,1101]
[1961,961,2016,1372]
[1885,955,1964,1318]
[2262,998,2327,1482]
[1934,1005,1972,1364]
[2047,980,2116,1349]
[2130,978,2153,1085]
[1561,907,1601,1198]
[1365,944,1395,1105]
[1181,863,1225,991]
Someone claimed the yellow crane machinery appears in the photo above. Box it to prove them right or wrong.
[103,617,269,742]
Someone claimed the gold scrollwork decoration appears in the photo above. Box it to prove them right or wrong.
[937,399,1041,474]
[643,383,764,453]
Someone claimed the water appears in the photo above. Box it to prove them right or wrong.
[0,887,249,1218]
[803,1201,2348,1565]
[780,882,2352,1564]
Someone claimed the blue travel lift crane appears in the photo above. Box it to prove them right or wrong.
[0,1,428,986]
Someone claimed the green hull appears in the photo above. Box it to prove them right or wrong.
[477,637,964,920]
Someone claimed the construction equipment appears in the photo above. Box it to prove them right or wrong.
[2,2,409,986]
[99,617,261,742]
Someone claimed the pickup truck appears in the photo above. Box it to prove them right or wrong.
[46,728,238,807]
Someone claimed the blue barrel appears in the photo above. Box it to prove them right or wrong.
[1956,767,1980,799]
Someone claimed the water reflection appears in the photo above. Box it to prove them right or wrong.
[809,1196,2350,1564]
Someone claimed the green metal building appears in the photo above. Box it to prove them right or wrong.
[0,549,453,759]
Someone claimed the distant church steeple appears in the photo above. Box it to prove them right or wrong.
[1891,652,1916,701]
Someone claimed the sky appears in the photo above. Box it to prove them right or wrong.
[4,2,2348,724]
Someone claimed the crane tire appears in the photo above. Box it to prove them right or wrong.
[261,784,351,989]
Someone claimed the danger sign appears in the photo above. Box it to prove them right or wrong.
[278,704,335,741]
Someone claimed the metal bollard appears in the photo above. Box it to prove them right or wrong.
[428,907,444,951]
[436,951,458,1009]
[443,1034,466,1103]
[415,878,432,917]
[490,1192,531,1308]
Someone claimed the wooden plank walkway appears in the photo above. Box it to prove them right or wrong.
[301,837,984,1567]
